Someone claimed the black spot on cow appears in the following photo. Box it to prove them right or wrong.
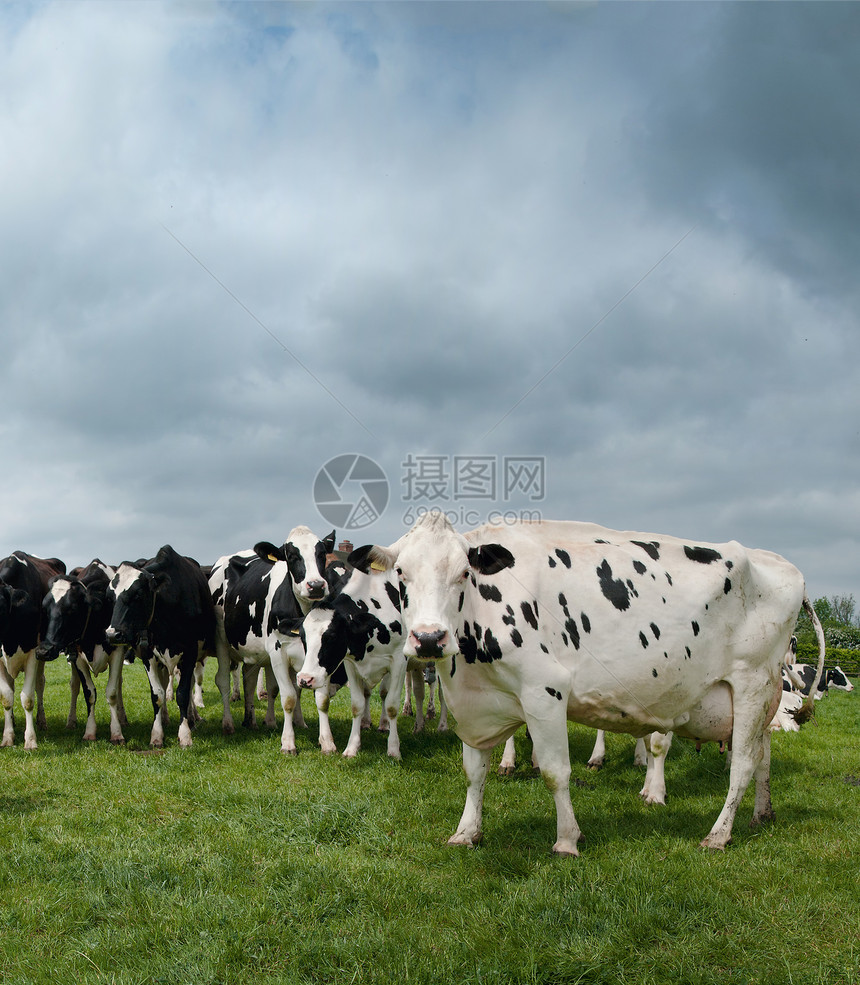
[565,617,580,650]
[652,668,658,678]
[724,578,732,595]
[473,621,482,640]
[554,548,572,569]
[520,601,538,631]
[725,560,734,571]
[399,583,409,608]
[632,540,660,561]
[558,591,567,609]
[684,546,723,564]
[389,620,402,635]
[457,591,465,612]
[581,612,591,633]
[540,643,549,653]
[458,625,477,664]
[632,560,647,576]
[666,573,673,586]
[370,597,381,609]
[483,628,502,662]
[502,605,516,627]
[685,646,691,659]
[596,559,631,612]
[639,631,649,649]
[692,621,700,636]
[547,555,557,568]
[385,581,402,612]
[626,579,639,599]
[510,629,523,648]
[650,622,661,640]
[595,539,609,545]
[479,583,502,603]
[561,631,568,647]
[545,687,563,701]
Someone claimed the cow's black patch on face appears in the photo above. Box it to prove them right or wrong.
[545,687,563,701]
[581,612,591,633]
[384,581,401,612]
[479,583,502,603]
[389,620,402,635]
[547,555,557,569]
[723,578,732,595]
[520,601,538,631]
[691,621,700,636]
[457,591,465,612]
[399,583,409,609]
[596,559,631,612]
[632,560,647,576]
[684,546,723,564]
[510,629,523,647]
[650,622,660,639]
[632,540,660,561]
[639,631,649,649]
[554,548,571,569]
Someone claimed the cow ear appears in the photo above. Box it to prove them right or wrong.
[468,544,515,575]
[255,542,284,564]
[278,615,304,637]
[11,588,30,608]
[322,530,336,554]
[348,545,395,574]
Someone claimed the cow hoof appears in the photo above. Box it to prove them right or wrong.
[222,723,236,736]
[151,740,164,749]
[750,809,776,828]
[83,734,97,742]
[280,747,298,756]
[1,739,12,749]
[586,761,604,772]
[498,765,515,777]
[448,832,482,848]
[66,720,77,730]
[25,740,38,751]
[110,736,125,746]
[552,840,580,857]
[319,744,337,755]
[699,836,730,851]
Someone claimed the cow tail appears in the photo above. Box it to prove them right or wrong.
[791,593,826,726]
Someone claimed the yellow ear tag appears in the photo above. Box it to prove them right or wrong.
[370,561,386,572]
[290,628,301,635]
[268,555,279,562]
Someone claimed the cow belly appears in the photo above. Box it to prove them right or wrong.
[672,682,734,743]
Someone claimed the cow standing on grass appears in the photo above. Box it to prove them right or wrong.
[36,559,129,744]
[352,511,825,855]
[105,546,215,748]
[0,551,66,749]
[208,527,339,753]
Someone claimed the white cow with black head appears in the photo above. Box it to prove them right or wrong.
[353,511,824,855]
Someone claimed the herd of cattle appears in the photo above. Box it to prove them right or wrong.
[1,512,855,855]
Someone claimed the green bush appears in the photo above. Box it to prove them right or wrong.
[793,639,860,674]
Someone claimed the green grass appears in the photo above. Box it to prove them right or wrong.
[1,662,858,985]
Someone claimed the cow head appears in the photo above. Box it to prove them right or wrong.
[255,526,336,608]
[297,596,384,690]
[38,576,97,660]
[106,562,163,648]
[827,666,855,692]
[350,511,514,660]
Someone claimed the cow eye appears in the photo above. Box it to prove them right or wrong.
[460,568,471,582]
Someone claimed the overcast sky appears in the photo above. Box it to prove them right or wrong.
[1,1,857,604]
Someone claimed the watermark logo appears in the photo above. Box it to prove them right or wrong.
[313,453,546,531]
[313,454,389,530]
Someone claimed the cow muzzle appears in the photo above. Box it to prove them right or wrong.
[302,580,327,600]
[297,672,323,690]
[408,628,449,660]
[35,641,61,662]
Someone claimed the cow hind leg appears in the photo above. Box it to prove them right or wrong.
[751,729,775,827]
[639,731,672,805]
[0,667,16,747]
[174,651,198,748]
[498,734,517,776]
[700,687,771,850]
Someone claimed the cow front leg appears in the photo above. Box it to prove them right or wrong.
[67,661,81,729]
[21,653,40,750]
[0,664,16,747]
[449,742,491,847]
[104,649,127,744]
[315,686,337,754]
[143,657,167,748]
[498,735,517,776]
[74,657,99,741]
[410,670,426,734]
[35,660,47,731]
[383,662,406,760]
[342,664,369,758]
[213,641,237,735]
[587,729,607,769]
[269,655,299,755]
[174,650,197,748]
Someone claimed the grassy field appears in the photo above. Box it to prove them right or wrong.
[1,660,858,985]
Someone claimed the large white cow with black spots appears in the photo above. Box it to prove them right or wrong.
[353,511,824,855]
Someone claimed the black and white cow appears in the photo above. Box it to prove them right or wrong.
[105,545,215,748]
[256,526,336,613]
[783,663,854,698]
[36,559,128,743]
[297,564,426,758]
[0,551,66,749]
[208,539,339,754]
[402,663,449,734]
[352,511,825,855]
